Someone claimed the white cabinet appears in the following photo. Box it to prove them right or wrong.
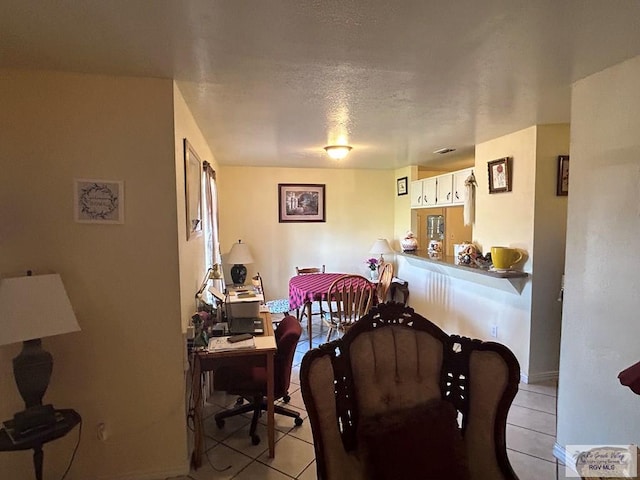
[411,167,473,209]
[436,174,453,205]
[452,168,473,205]
[421,177,437,206]
[410,180,423,207]
[411,177,437,207]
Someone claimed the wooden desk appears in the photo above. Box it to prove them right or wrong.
[0,409,81,480]
[190,311,276,468]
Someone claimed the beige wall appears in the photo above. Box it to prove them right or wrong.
[557,55,640,449]
[217,167,395,299]
[529,124,569,375]
[0,70,188,479]
[173,83,217,332]
[397,125,569,381]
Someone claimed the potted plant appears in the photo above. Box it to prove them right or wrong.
[365,257,380,281]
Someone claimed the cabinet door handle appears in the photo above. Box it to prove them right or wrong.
[423,195,428,204]
[455,191,460,200]
[447,192,451,200]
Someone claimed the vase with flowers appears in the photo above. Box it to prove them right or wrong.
[365,257,379,281]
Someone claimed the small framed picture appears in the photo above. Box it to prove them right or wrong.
[487,157,512,194]
[397,176,408,196]
[278,184,326,223]
[74,179,124,223]
[557,155,569,196]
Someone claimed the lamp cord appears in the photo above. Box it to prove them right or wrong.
[59,418,82,480]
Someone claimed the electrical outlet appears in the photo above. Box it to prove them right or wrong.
[97,422,107,441]
[490,325,498,338]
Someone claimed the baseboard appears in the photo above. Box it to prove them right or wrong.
[553,442,580,476]
[96,464,189,480]
[520,370,559,384]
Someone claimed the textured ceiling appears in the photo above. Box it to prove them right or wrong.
[2,1,640,169]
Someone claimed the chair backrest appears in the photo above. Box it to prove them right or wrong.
[300,302,521,480]
[296,265,326,275]
[327,274,375,329]
[376,262,394,303]
[273,315,302,397]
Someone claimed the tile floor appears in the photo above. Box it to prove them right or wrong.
[179,312,566,480]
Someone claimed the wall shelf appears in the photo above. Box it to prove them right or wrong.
[399,251,529,294]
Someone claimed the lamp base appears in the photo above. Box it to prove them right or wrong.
[13,339,53,410]
[230,264,247,285]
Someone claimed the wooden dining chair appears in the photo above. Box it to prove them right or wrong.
[294,265,326,321]
[376,262,394,304]
[323,274,375,342]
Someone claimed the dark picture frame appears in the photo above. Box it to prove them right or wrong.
[397,176,408,196]
[183,138,203,240]
[278,184,326,223]
[557,155,569,196]
[487,157,512,194]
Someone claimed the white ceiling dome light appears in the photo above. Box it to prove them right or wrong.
[324,145,352,160]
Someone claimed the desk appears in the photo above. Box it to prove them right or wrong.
[0,409,81,480]
[190,311,276,468]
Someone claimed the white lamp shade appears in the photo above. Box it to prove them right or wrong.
[369,238,393,255]
[226,241,254,265]
[0,273,80,346]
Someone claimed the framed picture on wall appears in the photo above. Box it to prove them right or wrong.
[184,138,203,240]
[487,157,512,194]
[278,184,326,223]
[74,179,124,224]
[397,176,408,196]
[557,155,569,196]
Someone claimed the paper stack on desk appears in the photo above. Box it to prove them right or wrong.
[207,336,256,352]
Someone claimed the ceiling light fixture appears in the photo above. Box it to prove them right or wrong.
[324,145,352,160]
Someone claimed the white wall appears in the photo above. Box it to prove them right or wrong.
[0,70,188,479]
[557,55,640,447]
[217,167,395,300]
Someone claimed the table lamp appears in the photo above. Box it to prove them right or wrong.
[369,238,393,265]
[0,271,80,433]
[226,240,254,286]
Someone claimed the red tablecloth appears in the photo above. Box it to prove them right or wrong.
[289,273,345,310]
[289,273,372,310]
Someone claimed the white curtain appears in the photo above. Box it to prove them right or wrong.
[202,162,225,301]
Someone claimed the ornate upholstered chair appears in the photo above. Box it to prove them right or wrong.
[301,302,521,480]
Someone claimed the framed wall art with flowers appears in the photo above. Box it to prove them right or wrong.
[74,178,124,223]
[487,157,512,194]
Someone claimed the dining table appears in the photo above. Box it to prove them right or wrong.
[289,272,372,347]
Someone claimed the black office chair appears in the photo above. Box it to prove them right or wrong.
[213,315,303,445]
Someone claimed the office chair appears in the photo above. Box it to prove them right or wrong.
[213,315,303,445]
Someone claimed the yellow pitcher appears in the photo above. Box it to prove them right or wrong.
[490,247,523,270]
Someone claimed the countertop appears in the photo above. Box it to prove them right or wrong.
[399,250,529,279]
